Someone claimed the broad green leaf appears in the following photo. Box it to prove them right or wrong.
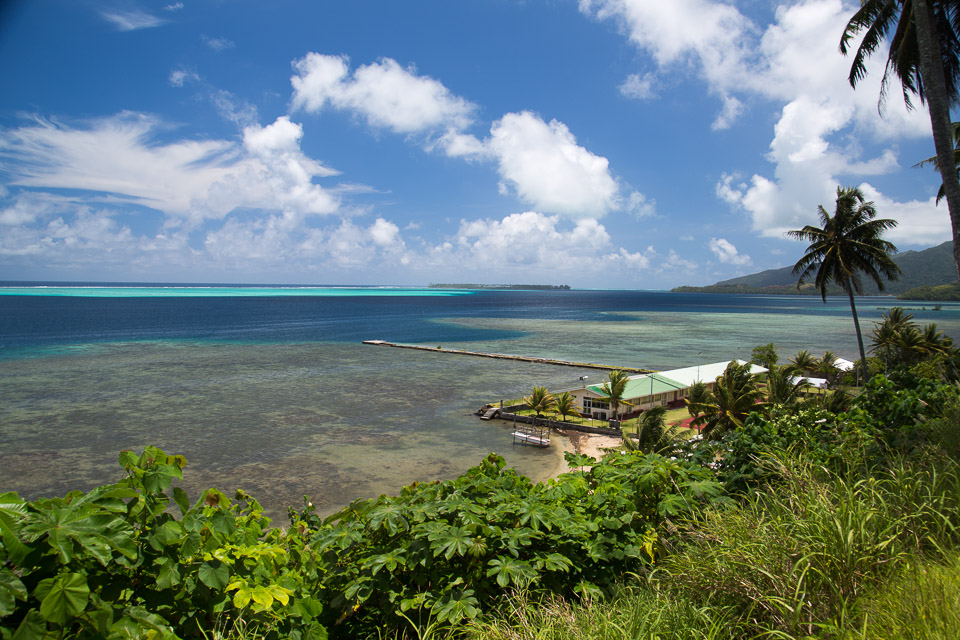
[198,561,230,590]
[38,573,89,625]
[0,569,27,617]
[172,487,190,516]
[486,557,538,588]
[154,559,181,590]
[12,610,45,640]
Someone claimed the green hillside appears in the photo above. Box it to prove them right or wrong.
[673,241,956,296]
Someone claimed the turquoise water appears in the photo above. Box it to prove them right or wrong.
[0,286,470,297]
[2,287,959,520]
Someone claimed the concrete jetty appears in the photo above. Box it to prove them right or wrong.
[362,340,651,373]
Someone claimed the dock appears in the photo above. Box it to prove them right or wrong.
[362,340,651,373]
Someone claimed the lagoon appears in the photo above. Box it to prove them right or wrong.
[2,286,959,520]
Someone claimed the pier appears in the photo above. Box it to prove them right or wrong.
[362,340,651,373]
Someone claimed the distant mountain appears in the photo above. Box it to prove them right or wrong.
[672,241,957,297]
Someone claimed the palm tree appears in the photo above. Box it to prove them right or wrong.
[599,370,633,422]
[687,362,767,440]
[524,385,555,418]
[816,351,842,387]
[553,391,579,423]
[685,380,709,417]
[921,322,955,356]
[625,405,687,455]
[790,349,818,375]
[914,122,960,203]
[841,0,960,280]
[788,187,902,383]
[765,364,811,407]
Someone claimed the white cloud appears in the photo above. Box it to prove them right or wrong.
[709,237,752,265]
[626,190,656,218]
[213,90,259,127]
[291,53,476,137]
[488,111,620,218]
[584,0,945,245]
[100,10,165,31]
[619,72,658,100]
[163,3,184,11]
[203,36,235,52]
[289,53,650,220]
[168,68,199,88]
[858,183,951,247]
[414,211,657,281]
[0,113,340,227]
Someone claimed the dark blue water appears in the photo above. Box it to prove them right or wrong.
[0,289,928,356]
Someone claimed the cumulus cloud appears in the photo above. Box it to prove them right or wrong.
[709,237,752,265]
[414,211,653,280]
[488,112,621,218]
[290,53,649,219]
[291,53,476,137]
[583,0,943,246]
[100,10,165,31]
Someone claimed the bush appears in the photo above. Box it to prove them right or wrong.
[0,447,328,640]
[292,451,726,636]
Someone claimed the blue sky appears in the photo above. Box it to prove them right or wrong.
[0,0,951,288]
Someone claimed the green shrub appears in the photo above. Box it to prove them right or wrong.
[293,451,726,637]
[0,447,327,640]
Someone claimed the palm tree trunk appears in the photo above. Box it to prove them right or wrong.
[847,286,869,383]
[912,0,960,280]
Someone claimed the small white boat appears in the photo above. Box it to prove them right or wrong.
[512,431,551,447]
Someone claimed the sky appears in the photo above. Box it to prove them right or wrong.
[0,0,952,288]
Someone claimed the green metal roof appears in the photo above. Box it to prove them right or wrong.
[587,372,686,401]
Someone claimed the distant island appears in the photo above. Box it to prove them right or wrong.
[429,283,571,290]
[672,240,960,300]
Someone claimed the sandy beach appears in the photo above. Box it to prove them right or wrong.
[544,429,624,479]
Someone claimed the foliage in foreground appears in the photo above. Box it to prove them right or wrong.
[292,451,724,636]
[0,447,724,638]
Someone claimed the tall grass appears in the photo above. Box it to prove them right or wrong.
[462,449,960,640]
[657,451,960,636]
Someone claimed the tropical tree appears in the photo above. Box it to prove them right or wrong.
[685,380,709,417]
[553,391,579,423]
[841,0,960,279]
[524,385,555,418]
[750,342,779,368]
[790,349,818,375]
[599,370,633,422]
[815,351,842,387]
[625,405,688,455]
[764,364,811,407]
[870,306,956,366]
[788,186,902,383]
[687,362,767,440]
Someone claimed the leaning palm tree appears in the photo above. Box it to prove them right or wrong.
[788,187,902,383]
[599,370,633,422]
[765,364,811,407]
[524,385,555,418]
[841,0,960,279]
[625,405,688,455]
[687,362,767,440]
[553,391,579,423]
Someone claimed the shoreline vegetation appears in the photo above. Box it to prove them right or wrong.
[5,312,960,639]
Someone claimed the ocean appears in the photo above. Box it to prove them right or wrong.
[2,285,958,520]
